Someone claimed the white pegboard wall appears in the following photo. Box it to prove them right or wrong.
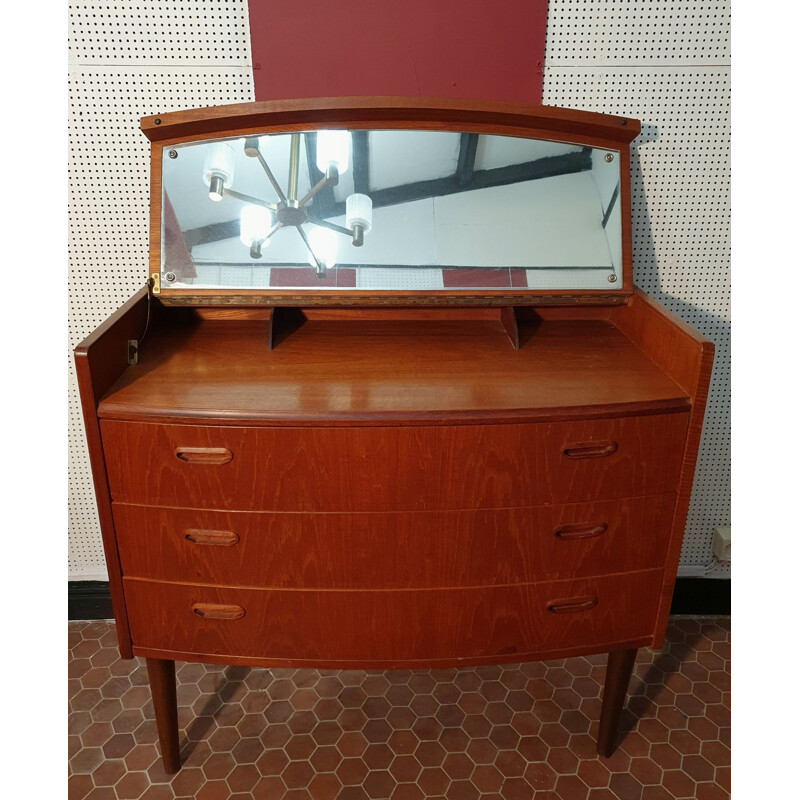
[546,0,730,65]
[545,1,731,575]
[68,2,255,579]
[68,1,730,579]
[68,0,252,66]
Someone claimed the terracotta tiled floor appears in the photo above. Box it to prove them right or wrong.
[68,617,730,800]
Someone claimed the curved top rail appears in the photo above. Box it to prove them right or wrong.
[140,96,641,146]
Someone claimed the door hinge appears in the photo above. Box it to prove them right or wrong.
[150,272,161,294]
[127,339,139,365]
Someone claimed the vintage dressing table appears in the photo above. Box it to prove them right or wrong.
[75,97,713,773]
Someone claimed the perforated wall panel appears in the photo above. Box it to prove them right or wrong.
[68,1,730,579]
[68,0,252,65]
[68,1,255,578]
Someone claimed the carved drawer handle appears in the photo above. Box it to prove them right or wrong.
[547,596,599,614]
[554,522,608,541]
[185,529,240,546]
[175,447,233,465]
[563,441,618,459]
[192,603,245,620]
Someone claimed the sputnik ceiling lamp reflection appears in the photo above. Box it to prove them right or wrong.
[202,132,373,277]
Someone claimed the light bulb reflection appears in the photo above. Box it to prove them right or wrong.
[203,142,235,202]
[315,130,350,175]
[307,226,338,270]
[240,205,272,259]
[240,205,271,246]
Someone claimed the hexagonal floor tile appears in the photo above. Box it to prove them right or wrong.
[67,616,730,798]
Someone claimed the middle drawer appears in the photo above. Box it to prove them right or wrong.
[114,494,674,589]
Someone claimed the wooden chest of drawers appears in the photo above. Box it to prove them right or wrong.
[74,100,713,773]
[76,289,712,770]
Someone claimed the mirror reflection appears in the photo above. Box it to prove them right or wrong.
[161,130,622,291]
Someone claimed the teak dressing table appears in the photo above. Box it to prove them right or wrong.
[75,97,713,773]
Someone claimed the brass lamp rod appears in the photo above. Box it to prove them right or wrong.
[299,166,338,207]
[288,134,301,203]
[222,188,277,211]
[307,218,353,238]
[254,151,288,205]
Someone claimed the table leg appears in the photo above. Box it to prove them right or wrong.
[146,657,181,773]
[597,647,637,757]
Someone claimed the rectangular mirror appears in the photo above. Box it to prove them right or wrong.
[160,129,622,292]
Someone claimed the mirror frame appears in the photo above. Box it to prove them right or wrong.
[142,97,640,306]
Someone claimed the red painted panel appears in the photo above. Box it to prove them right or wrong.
[439,268,529,288]
[269,267,356,287]
[442,268,513,288]
[248,1,548,104]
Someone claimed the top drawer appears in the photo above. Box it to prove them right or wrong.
[100,414,688,512]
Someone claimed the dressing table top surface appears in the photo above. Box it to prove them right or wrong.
[98,316,689,425]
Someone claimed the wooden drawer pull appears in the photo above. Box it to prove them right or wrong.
[563,441,618,459]
[185,529,240,546]
[191,603,245,620]
[555,522,608,541]
[547,596,598,614]
[175,447,233,465]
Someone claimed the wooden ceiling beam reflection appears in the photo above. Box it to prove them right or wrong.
[456,133,480,186]
[351,131,371,196]
[339,147,593,216]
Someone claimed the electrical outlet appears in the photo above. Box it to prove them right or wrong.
[712,525,731,562]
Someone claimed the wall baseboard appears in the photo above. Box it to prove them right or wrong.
[669,577,731,616]
[68,580,115,621]
[68,578,731,622]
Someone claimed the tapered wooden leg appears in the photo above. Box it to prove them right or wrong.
[597,648,637,757]
[146,658,181,773]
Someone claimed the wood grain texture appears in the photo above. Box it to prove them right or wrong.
[147,145,162,283]
[532,289,712,393]
[113,494,676,588]
[499,306,520,349]
[607,288,714,397]
[141,97,641,146]
[133,637,655,671]
[156,290,633,307]
[123,569,662,667]
[619,143,634,297]
[73,286,152,658]
[100,414,688,512]
[97,317,689,426]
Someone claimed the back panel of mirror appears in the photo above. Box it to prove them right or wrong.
[160,130,622,292]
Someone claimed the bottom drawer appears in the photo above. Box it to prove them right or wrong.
[124,570,662,667]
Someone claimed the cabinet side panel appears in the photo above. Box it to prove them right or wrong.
[73,286,151,657]
[607,289,714,645]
